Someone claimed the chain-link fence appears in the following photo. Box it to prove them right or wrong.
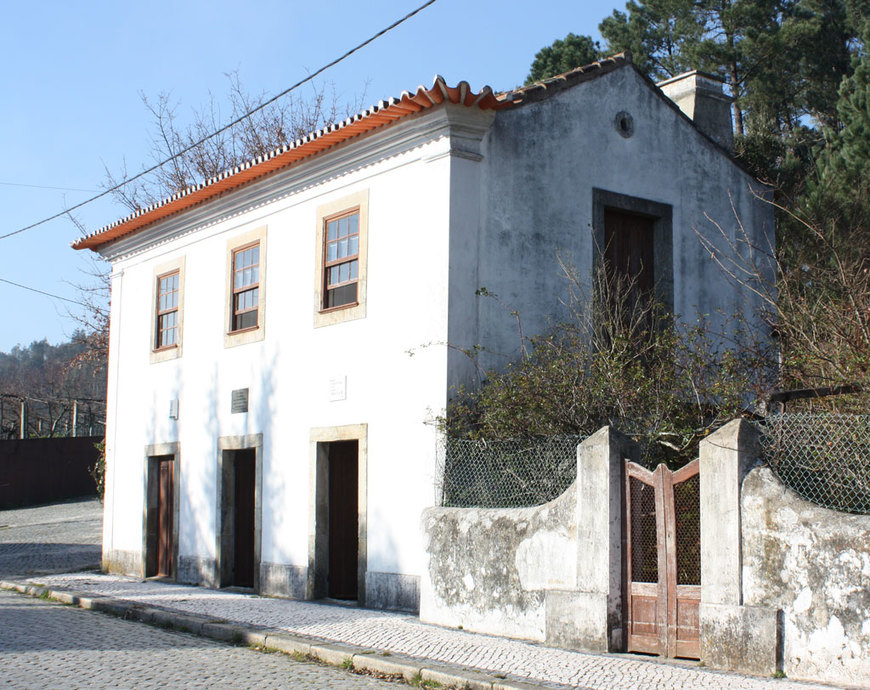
[437,435,585,508]
[755,413,870,515]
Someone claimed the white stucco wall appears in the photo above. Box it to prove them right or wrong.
[99,109,487,602]
[98,65,774,611]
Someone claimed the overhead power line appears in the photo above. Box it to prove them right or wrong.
[0,0,439,244]
[0,181,101,193]
[0,277,88,307]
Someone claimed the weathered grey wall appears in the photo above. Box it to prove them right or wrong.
[458,64,774,374]
[420,428,628,650]
[699,419,870,686]
[742,465,870,685]
[421,485,572,640]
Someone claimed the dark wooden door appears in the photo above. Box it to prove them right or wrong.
[233,449,256,588]
[625,459,700,659]
[328,441,359,600]
[156,457,174,578]
[604,209,655,316]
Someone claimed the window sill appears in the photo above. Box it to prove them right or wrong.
[224,323,265,349]
[318,302,359,315]
[150,344,182,364]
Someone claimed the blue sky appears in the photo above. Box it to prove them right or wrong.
[0,0,623,352]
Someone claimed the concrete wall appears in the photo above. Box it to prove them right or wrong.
[0,437,100,509]
[420,428,630,651]
[700,420,870,686]
[742,466,870,685]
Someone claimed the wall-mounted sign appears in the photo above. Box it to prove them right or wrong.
[328,376,347,402]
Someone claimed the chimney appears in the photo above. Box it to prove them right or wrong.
[657,71,733,150]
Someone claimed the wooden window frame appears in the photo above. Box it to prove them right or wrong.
[230,241,260,333]
[314,190,368,328]
[321,208,360,313]
[150,257,185,364]
[224,226,267,349]
[155,270,180,351]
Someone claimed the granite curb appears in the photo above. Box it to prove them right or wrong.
[0,580,569,690]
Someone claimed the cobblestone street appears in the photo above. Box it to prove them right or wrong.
[1,500,854,689]
[30,573,841,690]
[0,589,399,689]
[0,498,101,578]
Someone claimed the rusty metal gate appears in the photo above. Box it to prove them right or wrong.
[625,459,701,659]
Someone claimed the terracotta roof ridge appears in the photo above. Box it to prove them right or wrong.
[73,75,506,251]
[497,52,631,105]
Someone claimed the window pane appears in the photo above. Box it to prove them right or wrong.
[327,220,338,241]
[326,283,357,308]
[327,241,337,262]
[348,213,359,236]
[349,259,358,280]
[339,262,349,283]
[348,236,358,256]
[338,238,348,259]
[338,216,348,238]
[250,245,259,266]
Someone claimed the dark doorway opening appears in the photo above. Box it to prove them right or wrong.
[146,455,175,579]
[220,448,257,589]
[604,208,656,313]
[327,440,359,600]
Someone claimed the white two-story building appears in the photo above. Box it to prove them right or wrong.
[75,55,773,612]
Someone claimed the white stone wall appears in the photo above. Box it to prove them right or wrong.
[741,466,870,686]
[100,112,477,593]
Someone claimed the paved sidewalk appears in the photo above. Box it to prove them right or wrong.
[6,572,843,690]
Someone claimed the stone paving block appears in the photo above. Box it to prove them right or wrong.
[311,641,360,666]
[421,664,496,689]
[89,597,133,618]
[202,622,244,642]
[48,590,77,605]
[493,679,556,690]
[239,628,269,647]
[264,632,312,656]
[352,652,421,682]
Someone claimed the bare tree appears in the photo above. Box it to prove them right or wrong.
[105,73,367,211]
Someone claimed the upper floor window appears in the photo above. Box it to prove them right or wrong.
[155,271,180,349]
[323,210,359,310]
[231,242,259,331]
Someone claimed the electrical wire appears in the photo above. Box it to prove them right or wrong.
[0,0,439,243]
[0,277,88,307]
[0,181,101,193]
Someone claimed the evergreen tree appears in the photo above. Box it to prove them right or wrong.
[525,33,602,84]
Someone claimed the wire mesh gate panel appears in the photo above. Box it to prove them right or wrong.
[625,459,700,659]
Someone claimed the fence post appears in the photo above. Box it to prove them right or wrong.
[698,419,780,676]
[545,426,636,652]
[72,400,78,438]
[19,400,26,440]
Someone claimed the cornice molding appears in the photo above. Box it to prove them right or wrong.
[102,104,495,262]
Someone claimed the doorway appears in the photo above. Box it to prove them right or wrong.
[145,454,176,579]
[219,446,259,589]
[309,426,367,605]
[327,440,359,600]
[625,459,701,659]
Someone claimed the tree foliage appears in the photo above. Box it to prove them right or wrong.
[525,33,603,83]
[441,266,774,466]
